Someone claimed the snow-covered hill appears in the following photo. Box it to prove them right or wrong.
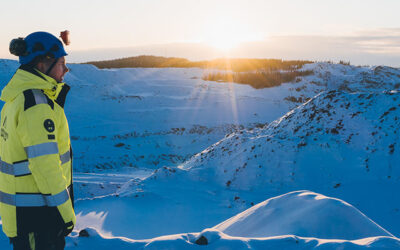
[182,89,400,190]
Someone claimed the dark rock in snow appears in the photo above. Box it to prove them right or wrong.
[79,229,90,237]
[195,235,208,245]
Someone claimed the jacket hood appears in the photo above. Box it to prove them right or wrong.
[0,68,61,103]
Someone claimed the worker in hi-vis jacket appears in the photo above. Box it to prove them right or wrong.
[0,31,75,250]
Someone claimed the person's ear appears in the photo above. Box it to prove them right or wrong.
[36,62,47,73]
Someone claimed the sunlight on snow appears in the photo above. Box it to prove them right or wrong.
[75,211,112,237]
[298,191,327,200]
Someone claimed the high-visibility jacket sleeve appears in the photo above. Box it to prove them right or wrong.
[16,103,76,227]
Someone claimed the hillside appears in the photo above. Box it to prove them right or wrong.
[182,90,400,190]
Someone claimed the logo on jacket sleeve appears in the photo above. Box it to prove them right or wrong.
[44,119,55,132]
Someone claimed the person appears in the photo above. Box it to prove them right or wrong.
[0,31,75,250]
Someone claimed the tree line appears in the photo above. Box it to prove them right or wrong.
[86,55,312,72]
[86,55,314,89]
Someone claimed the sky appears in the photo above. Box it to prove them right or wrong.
[1,0,400,66]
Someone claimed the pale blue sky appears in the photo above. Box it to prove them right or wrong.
[1,0,400,65]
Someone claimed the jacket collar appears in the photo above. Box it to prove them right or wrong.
[0,66,70,108]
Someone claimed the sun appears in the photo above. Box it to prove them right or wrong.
[207,33,242,51]
[203,18,262,51]
[204,24,246,51]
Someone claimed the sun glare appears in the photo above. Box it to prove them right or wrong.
[203,18,263,52]
[207,34,242,51]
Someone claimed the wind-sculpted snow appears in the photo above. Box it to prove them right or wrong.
[1,191,399,249]
[64,230,400,250]
[214,191,393,239]
[1,191,394,249]
[62,191,400,249]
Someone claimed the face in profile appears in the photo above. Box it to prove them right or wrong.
[48,56,69,83]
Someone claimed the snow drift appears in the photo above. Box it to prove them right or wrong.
[55,190,400,249]
[214,190,393,239]
[64,191,400,249]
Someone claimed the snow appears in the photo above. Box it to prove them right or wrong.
[65,191,400,249]
[214,191,393,239]
[176,89,400,236]
[0,59,400,249]
[64,230,400,250]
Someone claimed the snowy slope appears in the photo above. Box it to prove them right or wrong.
[182,90,400,190]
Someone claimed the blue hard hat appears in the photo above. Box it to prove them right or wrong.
[10,31,67,65]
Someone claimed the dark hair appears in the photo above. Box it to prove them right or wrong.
[23,54,56,70]
[9,38,28,56]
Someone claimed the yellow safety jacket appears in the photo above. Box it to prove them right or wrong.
[0,66,75,238]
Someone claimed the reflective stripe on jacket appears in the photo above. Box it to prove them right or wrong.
[0,67,75,237]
